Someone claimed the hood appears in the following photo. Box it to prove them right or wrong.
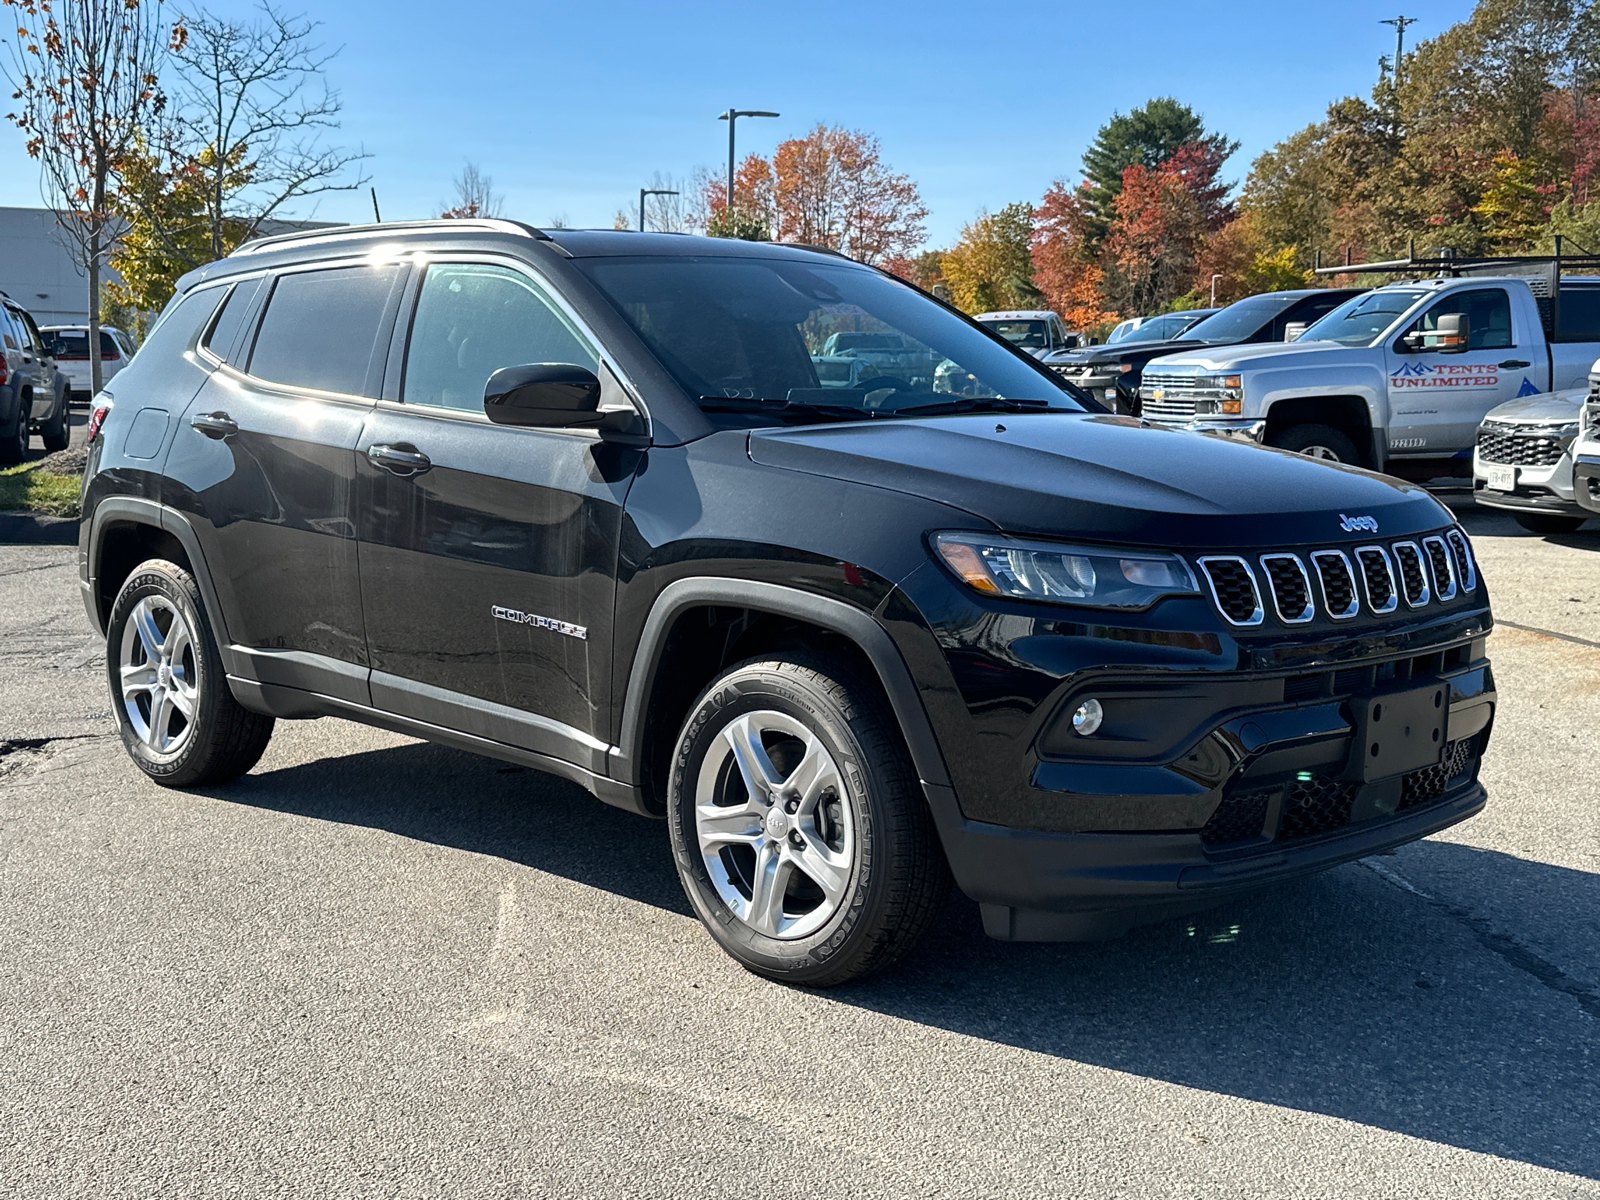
[1483,387,1586,423]
[1150,339,1362,372]
[748,412,1451,550]
[1043,338,1203,368]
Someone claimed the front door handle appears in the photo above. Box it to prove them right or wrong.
[1499,359,1531,369]
[366,443,432,476]
[189,411,239,439]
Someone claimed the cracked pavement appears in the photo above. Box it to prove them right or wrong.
[0,503,1596,1198]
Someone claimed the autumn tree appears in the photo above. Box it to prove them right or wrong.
[703,153,774,238]
[1102,142,1236,314]
[2,0,176,392]
[940,203,1041,313]
[1080,98,1237,242]
[1031,182,1117,331]
[769,124,926,263]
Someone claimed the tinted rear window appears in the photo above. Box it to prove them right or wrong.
[248,265,402,395]
[1557,287,1600,342]
[203,276,265,363]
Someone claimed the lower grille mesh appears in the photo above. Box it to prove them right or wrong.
[1279,776,1359,840]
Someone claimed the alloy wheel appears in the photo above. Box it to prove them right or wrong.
[118,594,199,757]
[1301,445,1342,461]
[693,709,855,940]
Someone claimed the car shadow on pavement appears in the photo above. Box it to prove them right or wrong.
[214,739,1599,1181]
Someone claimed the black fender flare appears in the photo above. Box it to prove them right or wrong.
[83,496,233,649]
[611,577,952,791]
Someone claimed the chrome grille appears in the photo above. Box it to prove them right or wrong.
[1422,535,1457,601]
[1197,556,1263,626]
[1310,550,1360,620]
[1139,372,1200,423]
[1392,542,1430,607]
[1446,529,1477,591]
[1193,529,1478,627]
[1259,554,1313,623]
[1353,546,1398,614]
[1476,422,1565,467]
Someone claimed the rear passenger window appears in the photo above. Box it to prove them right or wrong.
[403,263,598,412]
[249,265,403,396]
[203,276,264,363]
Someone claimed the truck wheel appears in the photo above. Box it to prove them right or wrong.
[667,654,951,987]
[1512,512,1587,534]
[41,387,69,452]
[106,558,275,788]
[1268,423,1360,464]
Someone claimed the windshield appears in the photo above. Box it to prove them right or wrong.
[1182,295,1292,344]
[577,256,1085,421]
[981,319,1049,349]
[1116,312,1202,344]
[1300,290,1426,347]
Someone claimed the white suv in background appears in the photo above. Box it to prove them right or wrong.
[1571,379,1600,522]
[39,325,136,399]
[1473,386,1591,533]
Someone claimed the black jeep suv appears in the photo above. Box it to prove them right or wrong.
[79,221,1496,985]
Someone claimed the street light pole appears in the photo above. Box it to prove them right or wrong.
[717,108,779,211]
[639,187,679,233]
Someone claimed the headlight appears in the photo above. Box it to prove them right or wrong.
[1192,373,1244,415]
[932,532,1199,609]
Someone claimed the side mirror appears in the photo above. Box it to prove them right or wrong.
[485,363,601,426]
[1283,322,1308,342]
[1434,312,1470,353]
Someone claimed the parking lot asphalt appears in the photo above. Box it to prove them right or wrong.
[1,495,1596,1199]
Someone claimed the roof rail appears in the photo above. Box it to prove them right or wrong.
[234,217,549,256]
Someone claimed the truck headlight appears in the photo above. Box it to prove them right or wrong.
[1193,373,1243,415]
[932,532,1199,609]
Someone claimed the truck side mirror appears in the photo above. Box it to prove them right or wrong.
[1434,312,1470,353]
[1284,322,1308,342]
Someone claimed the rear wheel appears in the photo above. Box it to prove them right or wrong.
[667,654,951,987]
[1268,423,1361,465]
[106,559,275,787]
[41,387,68,452]
[1513,512,1587,534]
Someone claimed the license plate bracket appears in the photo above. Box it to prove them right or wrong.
[1485,464,1517,492]
[1348,682,1448,782]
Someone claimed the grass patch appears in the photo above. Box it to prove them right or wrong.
[0,461,83,518]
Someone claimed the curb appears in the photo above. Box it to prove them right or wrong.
[0,512,79,545]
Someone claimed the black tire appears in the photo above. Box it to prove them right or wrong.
[1268,423,1361,465]
[1513,512,1587,534]
[0,392,27,464]
[106,558,275,787]
[667,654,951,987]
[41,387,68,452]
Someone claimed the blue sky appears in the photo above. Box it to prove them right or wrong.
[0,0,1473,247]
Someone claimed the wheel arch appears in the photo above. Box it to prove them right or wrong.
[615,578,952,816]
[1263,394,1384,469]
[85,498,229,646]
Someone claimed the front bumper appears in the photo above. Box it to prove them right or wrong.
[1144,415,1267,445]
[1575,454,1600,514]
[921,646,1495,941]
[1472,448,1582,515]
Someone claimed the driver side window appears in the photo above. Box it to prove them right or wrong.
[403,263,598,412]
[1404,288,1514,352]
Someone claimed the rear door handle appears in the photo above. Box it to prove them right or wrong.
[1499,359,1531,369]
[189,411,239,439]
[366,443,432,476]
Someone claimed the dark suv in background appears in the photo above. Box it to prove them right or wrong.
[79,221,1496,985]
[0,293,70,461]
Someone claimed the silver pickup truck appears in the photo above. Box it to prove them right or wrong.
[1139,269,1600,475]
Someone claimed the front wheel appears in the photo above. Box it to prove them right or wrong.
[106,558,276,787]
[667,655,951,987]
[1513,512,1587,534]
[1267,423,1361,464]
[0,394,27,463]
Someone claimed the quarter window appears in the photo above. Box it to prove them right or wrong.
[402,263,598,412]
[203,276,265,363]
[249,264,403,396]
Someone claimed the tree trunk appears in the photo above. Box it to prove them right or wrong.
[88,226,103,396]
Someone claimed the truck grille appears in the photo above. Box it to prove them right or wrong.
[1139,372,1199,423]
[1192,532,1475,628]
[1476,422,1565,466]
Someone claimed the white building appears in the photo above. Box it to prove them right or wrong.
[0,206,127,325]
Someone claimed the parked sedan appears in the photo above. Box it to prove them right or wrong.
[1473,386,1590,532]
[40,325,137,400]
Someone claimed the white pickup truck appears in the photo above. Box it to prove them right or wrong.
[1138,271,1600,475]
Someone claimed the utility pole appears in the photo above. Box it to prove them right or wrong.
[1381,16,1417,90]
[639,187,678,233]
[717,108,779,211]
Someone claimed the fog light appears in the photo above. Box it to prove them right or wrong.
[1072,698,1104,736]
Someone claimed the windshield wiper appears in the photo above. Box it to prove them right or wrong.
[698,396,868,422]
[886,396,1064,416]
